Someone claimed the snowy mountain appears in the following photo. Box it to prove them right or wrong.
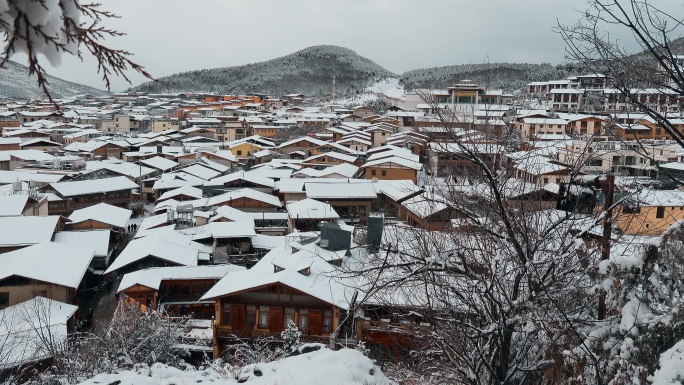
[0,61,108,99]
[131,45,397,98]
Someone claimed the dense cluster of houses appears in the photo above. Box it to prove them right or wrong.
[2,72,684,369]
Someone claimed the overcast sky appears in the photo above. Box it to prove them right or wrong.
[16,0,677,92]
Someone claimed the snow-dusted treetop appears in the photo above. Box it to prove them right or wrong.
[0,0,152,99]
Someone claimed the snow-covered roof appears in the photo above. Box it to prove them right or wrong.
[522,117,569,125]
[49,176,139,197]
[152,172,205,190]
[631,189,684,207]
[245,167,293,180]
[362,156,423,171]
[118,265,245,293]
[305,182,377,199]
[208,221,257,238]
[197,157,230,173]
[0,195,31,216]
[0,149,54,162]
[207,188,282,207]
[337,137,372,146]
[292,163,359,179]
[201,244,355,309]
[251,234,286,249]
[0,242,94,288]
[513,155,568,176]
[84,161,157,179]
[0,170,64,184]
[402,192,449,218]
[278,177,368,193]
[367,148,419,162]
[287,198,340,219]
[375,179,422,202]
[178,164,222,181]
[157,185,204,202]
[660,162,684,171]
[278,136,327,148]
[67,202,132,228]
[139,156,178,171]
[54,230,111,257]
[303,152,357,164]
[104,233,205,274]
[207,205,255,225]
[205,170,275,188]
[0,297,78,370]
[0,215,60,247]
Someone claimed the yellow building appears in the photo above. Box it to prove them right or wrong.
[152,119,180,133]
[362,156,422,183]
[615,189,684,235]
[228,142,263,158]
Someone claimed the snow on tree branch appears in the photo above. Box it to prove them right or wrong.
[0,0,153,102]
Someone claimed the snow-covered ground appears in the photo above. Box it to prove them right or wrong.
[77,347,393,385]
[335,78,405,106]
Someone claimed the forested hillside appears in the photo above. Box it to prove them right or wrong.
[399,62,573,92]
[0,61,107,99]
[131,45,396,98]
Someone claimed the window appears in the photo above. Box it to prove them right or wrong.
[299,309,308,331]
[323,310,333,333]
[657,206,665,219]
[0,292,8,307]
[222,304,231,325]
[246,305,256,327]
[371,170,376,176]
[237,150,242,156]
[284,308,295,328]
[32,291,47,298]
[259,306,269,328]
[381,170,387,176]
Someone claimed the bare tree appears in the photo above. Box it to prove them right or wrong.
[0,0,153,101]
[336,88,631,384]
[558,1,684,149]
[8,299,185,384]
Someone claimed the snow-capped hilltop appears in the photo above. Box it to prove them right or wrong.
[130,45,397,98]
[0,61,108,99]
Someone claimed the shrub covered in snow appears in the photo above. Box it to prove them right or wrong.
[280,320,302,354]
[567,222,684,384]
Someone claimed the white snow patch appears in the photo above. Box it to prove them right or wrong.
[77,348,393,385]
[649,339,684,385]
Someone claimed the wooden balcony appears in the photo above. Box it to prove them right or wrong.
[215,325,330,344]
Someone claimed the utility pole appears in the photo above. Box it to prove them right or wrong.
[598,174,615,320]
[332,75,336,104]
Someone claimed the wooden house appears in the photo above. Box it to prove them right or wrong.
[0,242,94,308]
[118,265,245,318]
[41,176,139,216]
[200,238,353,357]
